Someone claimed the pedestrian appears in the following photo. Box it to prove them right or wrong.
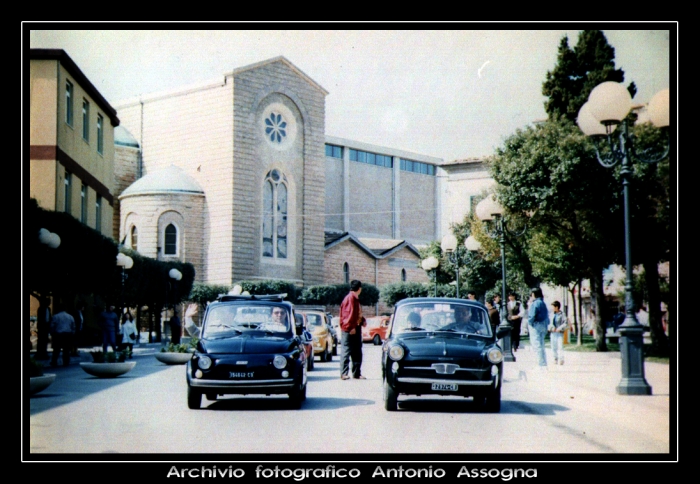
[36,296,52,359]
[507,292,525,352]
[49,304,75,367]
[548,301,568,365]
[492,294,502,313]
[98,304,119,353]
[71,303,84,356]
[612,306,625,331]
[527,288,549,368]
[467,290,477,301]
[339,280,367,380]
[485,300,500,334]
[169,307,182,345]
[119,311,137,357]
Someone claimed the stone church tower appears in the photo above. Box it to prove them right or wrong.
[114,57,327,287]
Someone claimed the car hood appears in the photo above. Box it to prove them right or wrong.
[200,335,295,354]
[398,334,490,358]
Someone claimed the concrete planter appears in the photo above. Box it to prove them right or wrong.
[154,352,193,365]
[79,361,136,378]
[30,374,56,395]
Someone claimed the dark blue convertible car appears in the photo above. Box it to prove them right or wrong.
[382,297,507,412]
[186,294,308,409]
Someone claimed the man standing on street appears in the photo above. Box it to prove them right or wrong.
[99,304,119,353]
[527,288,549,369]
[50,304,75,367]
[339,280,367,380]
[507,292,525,352]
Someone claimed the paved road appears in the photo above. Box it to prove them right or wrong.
[27,342,671,456]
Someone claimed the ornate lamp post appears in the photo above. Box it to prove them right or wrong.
[421,256,439,297]
[440,234,463,298]
[577,82,669,395]
[116,252,134,316]
[475,195,525,363]
[166,268,183,342]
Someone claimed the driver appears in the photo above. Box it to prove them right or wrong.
[451,306,486,334]
[268,307,288,330]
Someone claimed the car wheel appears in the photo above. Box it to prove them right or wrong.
[483,384,501,413]
[308,353,315,371]
[373,334,381,346]
[326,346,333,362]
[187,386,202,410]
[320,350,327,362]
[205,393,217,401]
[288,383,306,409]
[383,378,398,411]
[332,342,338,356]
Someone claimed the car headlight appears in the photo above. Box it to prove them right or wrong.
[486,347,503,364]
[388,344,405,361]
[273,355,287,369]
[197,355,212,370]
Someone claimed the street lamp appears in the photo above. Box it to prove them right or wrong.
[475,195,525,363]
[36,228,61,359]
[116,252,134,315]
[421,256,439,297]
[577,82,669,395]
[441,234,463,298]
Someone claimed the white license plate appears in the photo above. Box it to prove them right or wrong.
[432,383,458,391]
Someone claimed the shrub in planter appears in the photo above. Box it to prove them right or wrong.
[89,348,131,362]
[29,356,44,377]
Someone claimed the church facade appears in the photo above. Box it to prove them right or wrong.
[113,56,455,290]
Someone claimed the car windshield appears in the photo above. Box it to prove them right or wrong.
[391,302,491,337]
[202,304,291,338]
[303,313,324,328]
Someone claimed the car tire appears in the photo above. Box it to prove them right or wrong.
[384,378,398,411]
[307,353,315,371]
[326,346,333,362]
[288,383,306,409]
[373,334,382,346]
[187,386,202,410]
[205,393,217,401]
[483,384,501,413]
[320,350,327,362]
[332,342,338,356]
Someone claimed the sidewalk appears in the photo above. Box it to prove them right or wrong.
[30,341,164,367]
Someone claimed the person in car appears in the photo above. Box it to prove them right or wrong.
[447,306,486,334]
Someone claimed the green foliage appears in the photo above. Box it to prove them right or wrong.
[89,349,130,362]
[542,30,632,124]
[161,343,189,353]
[236,280,300,303]
[298,283,380,306]
[187,282,231,305]
[28,356,44,377]
[380,282,430,307]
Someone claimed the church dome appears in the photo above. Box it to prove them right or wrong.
[119,165,204,198]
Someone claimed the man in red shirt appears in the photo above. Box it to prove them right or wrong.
[339,280,367,380]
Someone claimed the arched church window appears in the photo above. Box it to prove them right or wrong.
[164,223,178,255]
[262,169,288,259]
[343,262,350,284]
[401,268,407,282]
[130,225,138,252]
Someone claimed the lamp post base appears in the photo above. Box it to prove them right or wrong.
[616,325,652,395]
[498,322,516,362]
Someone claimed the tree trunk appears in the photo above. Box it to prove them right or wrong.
[643,259,669,356]
[576,280,583,346]
[590,273,607,352]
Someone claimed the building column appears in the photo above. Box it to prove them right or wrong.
[343,145,350,232]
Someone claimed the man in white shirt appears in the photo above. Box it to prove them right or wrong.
[507,292,526,352]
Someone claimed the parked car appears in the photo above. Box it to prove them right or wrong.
[186,293,308,409]
[381,297,507,413]
[331,316,341,342]
[297,308,335,361]
[362,316,391,345]
[294,313,315,371]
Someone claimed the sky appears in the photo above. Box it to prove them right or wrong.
[27,27,672,162]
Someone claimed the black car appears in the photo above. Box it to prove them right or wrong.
[381,297,507,412]
[186,294,308,409]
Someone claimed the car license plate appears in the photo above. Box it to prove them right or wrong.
[229,372,253,378]
[432,383,458,391]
